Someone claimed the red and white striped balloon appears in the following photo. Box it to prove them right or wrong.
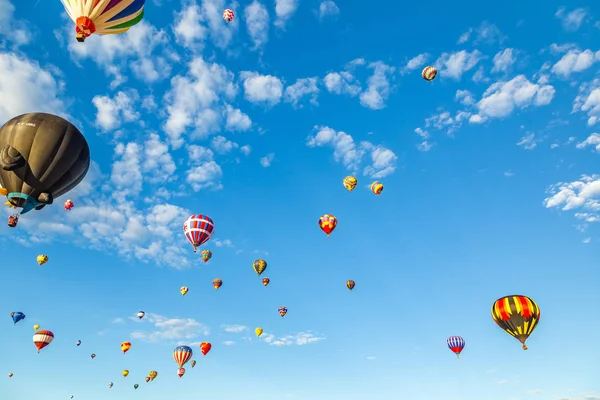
[223,9,234,23]
[422,66,437,81]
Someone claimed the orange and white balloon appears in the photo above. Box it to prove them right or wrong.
[223,9,234,22]
[422,66,437,81]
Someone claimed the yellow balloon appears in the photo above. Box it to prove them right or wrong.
[343,176,357,192]
[33,324,40,330]
[36,254,48,265]
[180,286,188,296]
[122,370,129,377]
[255,328,263,337]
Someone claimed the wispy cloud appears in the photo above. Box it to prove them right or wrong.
[221,324,247,333]
[130,313,209,342]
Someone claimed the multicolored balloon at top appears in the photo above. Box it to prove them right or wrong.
[370,181,383,196]
[183,214,215,252]
[318,214,338,237]
[491,295,540,350]
[60,0,146,43]
[173,346,193,368]
[343,176,357,191]
[223,8,234,22]
[201,249,212,262]
[33,330,54,353]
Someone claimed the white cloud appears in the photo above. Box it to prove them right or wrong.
[457,22,505,45]
[583,237,591,244]
[211,135,239,154]
[402,53,429,74]
[576,133,600,152]
[555,7,588,31]
[318,1,339,19]
[424,110,472,133]
[516,132,539,150]
[260,153,275,167]
[240,71,284,106]
[261,331,325,346]
[573,79,600,126]
[142,133,177,183]
[435,50,482,80]
[223,340,236,345]
[455,90,475,106]
[0,53,67,123]
[274,0,299,29]
[214,238,233,247]
[112,318,125,324]
[245,1,270,49]
[366,356,376,360]
[225,104,252,131]
[323,71,361,96]
[306,126,397,178]
[92,90,141,132]
[359,62,395,110]
[240,145,252,155]
[131,313,209,342]
[163,57,238,148]
[284,77,320,106]
[491,48,517,73]
[471,75,555,122]
[414,127,433,151]
[173,3,206,49]
[544,175,600,223]
[0,0,31,46]
[552,49,597,77]
[221,324,247,333]
[185,145,223,191]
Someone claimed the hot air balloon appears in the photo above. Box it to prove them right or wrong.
[173,346,193,368]
[343,176,357,191]
[33,324,40,330]
[137,311,145,319]
[60,0,146,43]
[200,342,211,357]
[121,341,131,354]
[422,66,437,81]
[183,214,214,252]
[446,336,465,358]
[370,182,383,196]
[255,328,263,337]
[346,280,355,290]
[318,214,337,237]
[253,259,267,276]
[180,286,188,296]
[492,295,540,350]
[36,255,48,265]
[64,199,74,210]
[177,367,185,378]
[145,376,150,383]
[148,370,157,381]
[33,329,54,353]
[278,306,287,317]
[11,312,25,324]
[91,353,96,359]
[262,277,270,287]
[109,382,113,388]
[134,384,139,389]
[76,340,81,346]
[190,360,196,368]
[8,373,13,377]
[0,113,90,222]
[201,249,212,262]
[122,370,129,378]
[223,8,234,22]
[212,278,222,290]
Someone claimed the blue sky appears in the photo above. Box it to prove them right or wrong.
[0,0,599,399]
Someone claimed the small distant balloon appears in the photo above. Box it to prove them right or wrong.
[91,353,96,359]
[318,214,337,237]
[346,280,355,290]
[422,66,437,81]
[253,259,267,276]
[134,384,139,389]
[33,324,40,330]
[36,254,48,265]
[177,367,185,378]
[255,328,263,337]
[64,199,74,210]
[370,182,383,196]
[137,311,145,319]
[223,8,234,22]
[200,342,212,357]
[120,341,131,354]
[201,249,212,262]
[33,329,54,353]
[180,286,189,296]
[212,278,222,290]
[122,370,129,378]
[190,360,196,368]
[262,277,270,287]
[11,312,25,324]
[343,176,357,191]
[278,306,287,317]
[76,340,81,346]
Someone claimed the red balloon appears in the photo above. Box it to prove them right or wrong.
[200,342,211,356]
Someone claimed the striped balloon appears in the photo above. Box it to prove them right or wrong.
[183,214,214,252]
[446,336,465,358]
[422,66,437,81]
[223,8,234,22]
[173,346,193,368]
[33,330,54,353]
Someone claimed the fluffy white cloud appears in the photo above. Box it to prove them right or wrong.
[306,126,397,178]
[214,238,233,247]
[240,71,284,105]
[274,0,299,29]
[457,22,505,45]
[402,53,429,74]
[435,50,482,80]
[491,48,517,73]
[551,49,598,77]
[284,77,319,106]
[318,1,340,19]
[163,57,239,148]
[225,104,252,131]
[516,132,540,150]
[92,90,141,132]
[471,75,555,122]
[0,0,31,46]
[260,331,325,346]
[211,135,239,154]
[576,133,600,152]
[245,0,270,49]
[131,313,209,342]
[544,175,600,223]
[260,153,275,167]
[573,79,600,126]
[555,7,588,31]
[359,62,395,110]
[455,90,475,106]
[173,3,206,49]
[323,71,361,96]
[0,52,67,123]
[221,324,247,333]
